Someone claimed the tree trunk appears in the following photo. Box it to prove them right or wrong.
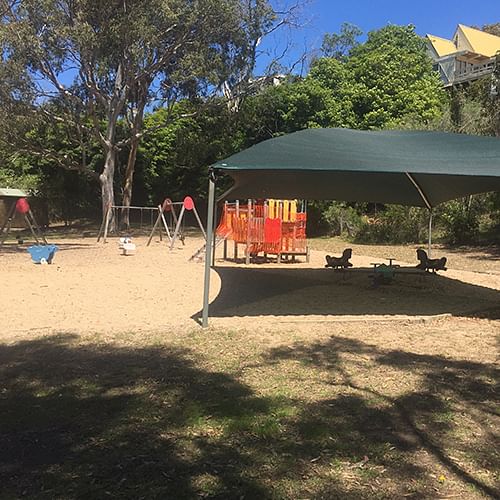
[100,146,117,232]
[121,138,139,229]
[120,97,146,229]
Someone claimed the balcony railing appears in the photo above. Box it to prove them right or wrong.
[441,62,495,86]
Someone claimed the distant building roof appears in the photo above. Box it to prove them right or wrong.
[427,24,500,59]
[426,34,457,57]
[457,24,500,57]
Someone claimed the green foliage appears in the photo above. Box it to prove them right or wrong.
[355,205,429,244]
[322,202,433,245]
[347,25,446,129]
[437,199,480,245]
[322,202,365,237]
[136,102,239,204]
[321,23,362,60]
[0,16,497,245]
[272,77,353,130]
[0,0,278,218]
[239,79,344,140]
[238,58,356,141]
[0,155,40,192]
[242,24,445,138]
[436,195,500,245]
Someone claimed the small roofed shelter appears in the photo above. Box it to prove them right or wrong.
[0,189,28,233]
[201,128,500,326]
[0,188,47,245]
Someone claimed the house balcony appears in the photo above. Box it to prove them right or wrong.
[433,51,497,87]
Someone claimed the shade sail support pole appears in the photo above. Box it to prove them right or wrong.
[428,210,433,258]
[405,173,433,257]
[202,171,216,328]
[405,172,432,210]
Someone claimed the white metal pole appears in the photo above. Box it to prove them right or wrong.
[202,174,216,328]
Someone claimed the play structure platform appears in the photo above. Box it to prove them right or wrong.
[209,199,309,264]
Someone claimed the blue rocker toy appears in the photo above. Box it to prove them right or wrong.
[27,244,59,264]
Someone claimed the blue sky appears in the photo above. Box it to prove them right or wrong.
[258,0,500,72]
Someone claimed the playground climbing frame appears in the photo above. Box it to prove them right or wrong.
[216,199,309,264]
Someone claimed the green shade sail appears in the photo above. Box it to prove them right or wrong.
[213,128,500,208]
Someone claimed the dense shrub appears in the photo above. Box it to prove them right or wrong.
[437,199,479,244]
[354,205,429,244]
[436,195,500,245]
[322,201,365,237]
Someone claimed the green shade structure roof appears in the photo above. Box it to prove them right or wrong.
[213,128,500,208]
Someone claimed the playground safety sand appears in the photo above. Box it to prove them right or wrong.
[1,234,499,340]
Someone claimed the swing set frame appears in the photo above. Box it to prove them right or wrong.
[97,196,206,248]
[147,197,206,249]
[97,204,161,243]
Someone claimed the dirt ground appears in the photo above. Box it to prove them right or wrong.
[1,232,499,498]
[0,233,499,338]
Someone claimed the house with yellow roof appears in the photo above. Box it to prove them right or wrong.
[426,24,500,86]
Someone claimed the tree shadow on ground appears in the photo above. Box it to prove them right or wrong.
[1,333,498,498]
[0,334,375,499]
[265,335,500,498]
[0,334,270,498]
[204,266,500,319]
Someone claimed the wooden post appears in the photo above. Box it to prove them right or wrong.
[102,204,112,243]
[170,205,185,250]
[27,209,47,244]
[160,210,171,242]
[170,203,180,241]
[0,200,17,246]
[147,205,162,245]
[192,205,207,240]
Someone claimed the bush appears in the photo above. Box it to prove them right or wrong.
[354,205,429,244]
[436,197,485,245]
[322,201,365,237]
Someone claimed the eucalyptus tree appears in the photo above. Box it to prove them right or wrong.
[120,0,287,227]
[321,22,362,60]
[0,0,279,228]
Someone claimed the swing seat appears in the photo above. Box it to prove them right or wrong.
[27,244,58,264]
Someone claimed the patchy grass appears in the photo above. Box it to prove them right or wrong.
[1,318,498,499]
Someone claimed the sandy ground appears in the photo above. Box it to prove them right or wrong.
[0,233,499,339]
